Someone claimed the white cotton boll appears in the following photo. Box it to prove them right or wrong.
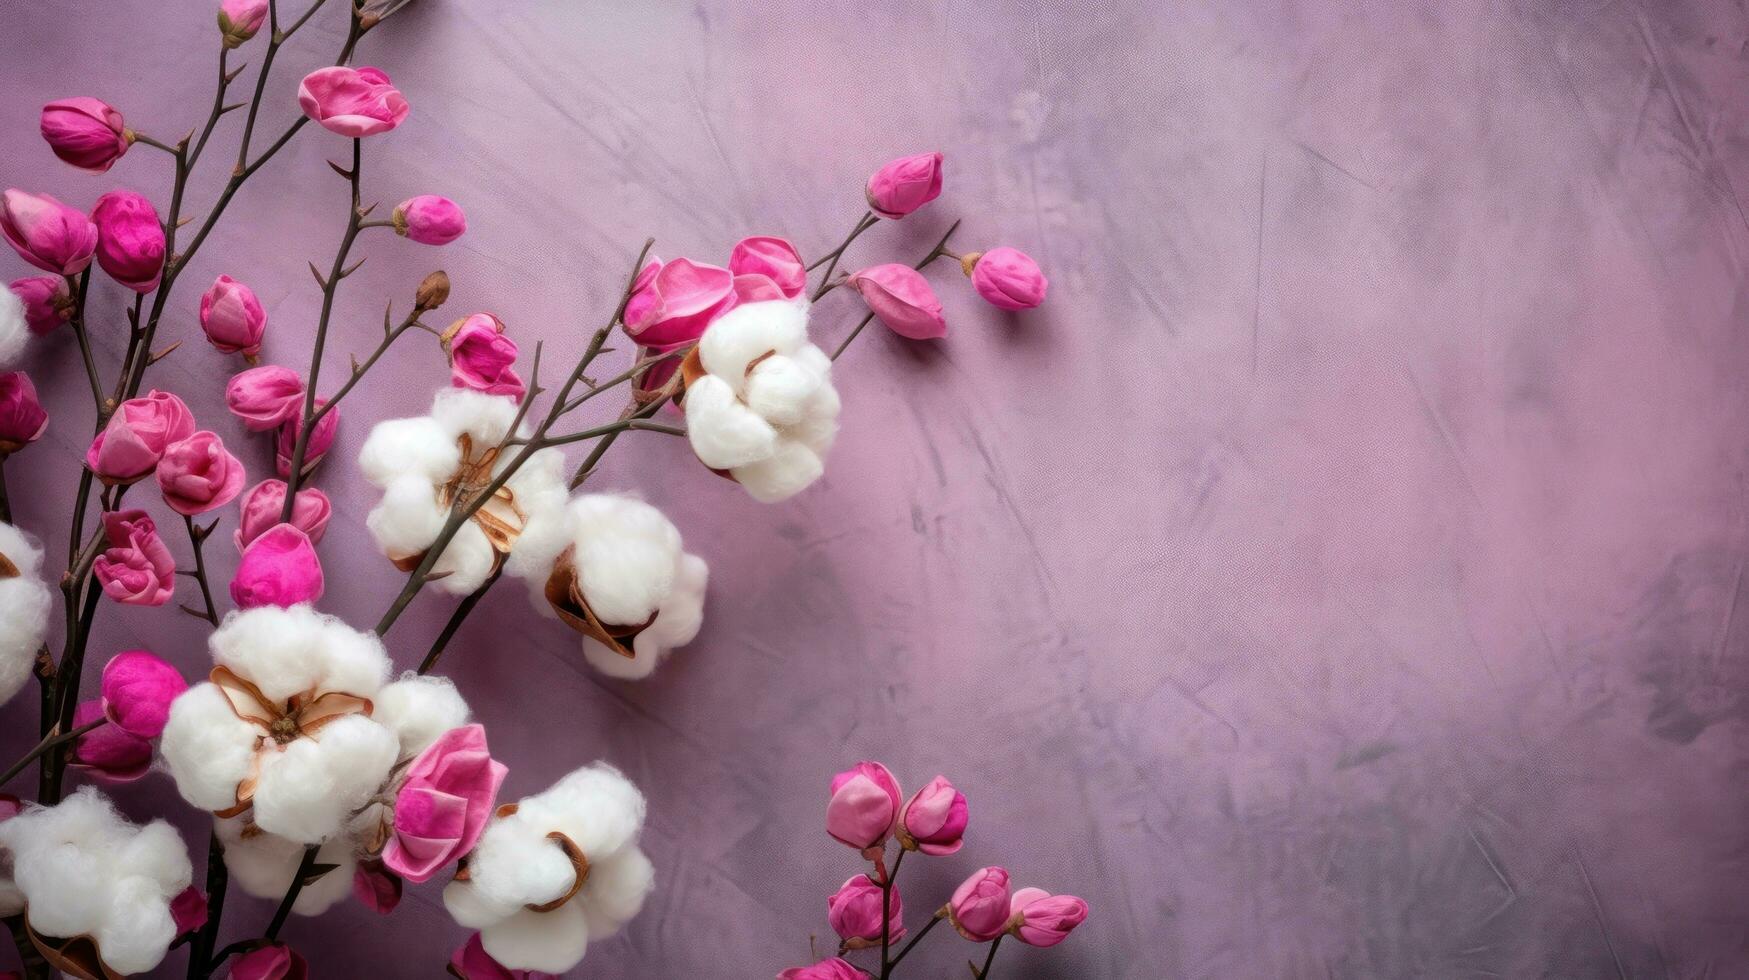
[685,374,778,469]
[578,846,655,939]
[161,684,260,812]
[0,522,51,708]
[743,353,823,427]
[431,518,498,594]
[251,714,396,843]
[358,415,458,486]
[431,387,518,445]
[581,552,708,681]
[503,447,571,581]
[209,605,328,702]
[12,841,106,939]
[790,379,842,456]
[482,902,590,974]
[443,877,520,929]
[698,299,809,390]
[112,821,193,893]
[313,615,391,699]
[217,818,354,915]
[568,496,679,626]
[467,818,580,910]
[367,474,447,560]
[373,673,470,757]
[96,876,177,975]
[522,763,645,861]
[0,286,26,368]
[733,439,826,503]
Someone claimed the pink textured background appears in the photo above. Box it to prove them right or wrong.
[5,0,1749,976]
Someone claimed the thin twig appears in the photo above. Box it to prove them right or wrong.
[63,271,104,414]
[264,845,321,941]
[417,567,502,675]
[187,830,228,979]
[0,717,104,787]
[886,913,944,971]
[976,934,1004,979]
[183,514,221,625]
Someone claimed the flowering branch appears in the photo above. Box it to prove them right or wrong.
[831,219,960,361]
[179,514,221,625]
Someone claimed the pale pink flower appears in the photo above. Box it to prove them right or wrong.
[381,723,506,883]
[1,189,98,276]
[92,509,176,606]
[865,152,943,219]
[85,390,196,485]
[225,365,305,431]
[234,479,331,551]
[156,430,246,516]
[199,275,267,356]
[1007,887,1088,947]
[394,195,466,245]
[849,264,946,340]
[898,775,968,855]
[10,275,70,334]
[40,98,129,173]
[826,761,901,853]
[948,866,1011,942]
[298,66,409,137]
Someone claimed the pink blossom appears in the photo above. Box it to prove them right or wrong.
[865,152,943,219]
[827,874,904,945]
[231,524,324,609]
[40,98,129,173]
[68,700,152,782]
[225,365,305,431]
[297,66,409,137]
[229,943,308,980]
[948,866,1011,942]
[199,275,267,356]
[826,761,901,853]
[171,886,209,934]
[100,650,187,738]
[394,195,466,245]
[969,247,1047,311]
[848,264,946,340]
[1007,887,1088,947]
[274,399,338,478]
[10,275,70,334]
[218,0,269,47]
[777,959,865,980]
[92,509,176,606]
[729,236,806,300]
[623,257,738,348]
[0,373,47,456]
[91,189,166,293]
[899,775,968,855]
[235,479,331,551]
[85,390,196,485]
[444,313,525,400]
[157,430,246,516]
[382,723,507,883]
[1,189,98,276]
[449,933,558,980]
[353,860,402,915]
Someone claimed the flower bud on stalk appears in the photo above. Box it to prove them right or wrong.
[416,270,450,311]
[218,0,269,47]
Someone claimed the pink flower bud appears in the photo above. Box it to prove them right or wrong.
[0,373,47,456]
[968,247,1047,311]
[10,276,70,334]
[218,0,269,47]
[777,959,864,980]
[393,195,466,245]
[1006,888,1088,947]
[826,761,901,852]
[275,400,338,478]
[230,943,308,980]
[353,859,402,915]
[234,479,331,551]
[40,98,130,173]
[91,189,166,293]
[449,933,559,980]
[225,365,305,431]
[898,775,968,855]
[1,189,98,276]
[68,699,152,782]
[383,724,506,883]
[622,257,738,347]
[231,523,324,609]
[171,886,209,934]
[298,66,409,137]
[85,390,196,485]
[93,509,176,606]
[157,430,246,516]
[100,650,187,738]
[865,152,943,219]
[199,274,267,356]
[729,236,806,300]
[731,274,788,304]
[443,313,525,400]
[948,866,1011,942]
[848,264,946,340]
[827,874,904,946]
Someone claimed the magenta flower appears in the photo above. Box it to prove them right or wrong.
[353,859,402,915]
[898,775,968,855]
[229,943,308,980]
[86,390,196,485]
[826,761,901,853]
[171,886,209,934]
[848,264,947,340]
[218,0,269,47]
[449,933,559,980]
[199,274,267,357]
[11,275,70,334]
[968,247,1047,311]
[394,195,466,245]
[40,98,130,173]
[91,189,166,293]
[235,479,331,551]
[865,152,943,219]
[231,524,324,609]
[1007,887,1088,947]
[157,431,246,516]
[274,399,338,478]
[100,650,186,738]
[382,723,507,883]
[827,874,904,946]
[0,373,47,457]
[729,236,806,300]
[226,365,305,431]
[948,866,1011,942]
[777,959,865,980]
[622,257,738,347]
[298,66,409,137]
[68,699,152,782]
[92,509,176,606]
[444,313,525,400]
[1,189,98,276]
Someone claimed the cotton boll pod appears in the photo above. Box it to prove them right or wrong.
[581,553,708,681]
[160,684,260,811]
[684,375,778,470]
[0,521,52,707]
[697,299,810,394]
[372,673,471,757]
[249,713,399,843]
[215,817,355,915]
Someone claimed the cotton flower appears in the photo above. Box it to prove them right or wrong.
[0,522,51,708]
[0,284,27,369]
[0,372,48,456]
[683,298,840,502]
[298,66,409,137]
[394,195,467,245]
[213,815,355,916]
[92,509,176,607]
[358,387,568,595]
[40,98,130,173]
[531,494,707,680]
[199,274,268,357]
[0,787,192,976]
[442,763,655,975]
[159,605,400,843]
[1006,887,1087,947]
[1,189,98,276]
[91,189,165,293]
[865,152,944,219]
[11,275,70,334]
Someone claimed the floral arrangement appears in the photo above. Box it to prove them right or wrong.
[0,1,1056,977]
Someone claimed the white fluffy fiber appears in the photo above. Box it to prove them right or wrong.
[215,816,355,916]
[442,763,655,974]
[359,388,569,594]
[372,672,471,757]
[0,788,192,975]
[0,286,26,368]
[160,605,399,843]
[685,298,840,502]
[0,521,51,707]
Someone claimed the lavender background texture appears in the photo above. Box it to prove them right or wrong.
[4,0,1749,977]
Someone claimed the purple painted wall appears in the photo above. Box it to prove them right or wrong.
[4,0,1748,976]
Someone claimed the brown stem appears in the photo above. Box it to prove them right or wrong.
[263,844,320,941]
[63,271,104,414]
[183,514,221,626]
[417,567,502,675]
[0,716,104,787]
[807,210,876,276]
[187,830,229,979]
[831,219,961,362]
[0,457,9,525]
[976,934,1004,979]
[878,847,905,978]
[885,913,943,972]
